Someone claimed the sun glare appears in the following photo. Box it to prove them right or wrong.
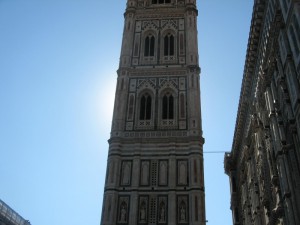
[97,77,116,125]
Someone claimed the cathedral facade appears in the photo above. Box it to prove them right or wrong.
[100,0,206,225]
[225,0,300,225]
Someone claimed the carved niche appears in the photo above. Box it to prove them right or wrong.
[158,196,168,224]
[177,195,189,224]
[118,196,130,224]
[140,160,150,186]
[138,196,149,224]
[177,160,188,186]
[158,160,168,186]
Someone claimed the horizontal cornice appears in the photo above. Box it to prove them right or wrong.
[231,0,266,159]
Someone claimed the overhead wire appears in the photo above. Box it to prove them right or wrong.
[203,151,229,154]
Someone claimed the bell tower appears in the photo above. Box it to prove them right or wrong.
[101,0,206,224]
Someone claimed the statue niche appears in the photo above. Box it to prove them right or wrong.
[177,196,188,224]
[159,202,166,223]
[159,161,168,186]
[178,161,188,185]
[121,161,132,186]
[141,161,150,186]
[119,201,128,223]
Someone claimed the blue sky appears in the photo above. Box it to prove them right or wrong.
[0,1,252,225]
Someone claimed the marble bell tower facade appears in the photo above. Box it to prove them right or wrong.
[101,0,206,224]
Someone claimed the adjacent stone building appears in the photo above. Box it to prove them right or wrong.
[100,0,206,225]
[225,0,300,225]
[0,200,30,225]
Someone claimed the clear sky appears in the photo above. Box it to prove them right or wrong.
[0,1,252,225]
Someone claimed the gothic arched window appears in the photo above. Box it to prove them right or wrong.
[164,33,174,56]
[162,92,174,119]
[144,35,155,57]
[140,94,152,120]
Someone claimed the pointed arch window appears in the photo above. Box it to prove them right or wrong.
[164,33,175,56]
[144,35,155,57]
[140,94,152,120]
[162,92,174,119]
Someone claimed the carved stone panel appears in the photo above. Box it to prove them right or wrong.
[117,196,130,224]
[179,77,186,90]
[140,160,150,186]
[127,93,136,121]
[142,20,159,30]
[133,33,141,57]
[177,195,189,224]
[179,92,186,120]
[179,121,186,129]
[158,77,178,89]
[129,79,137,92]
[179,19,185,31]
[179,57,185,64]
[132,58,139,65]
[138,196,149,224]
[161,19,178,30]
[120,161,132,186]
[158,160,168,186]
[179,31,185,56]
[136,21,142,32]
[177,160,188,186]
[126,122,134,131]
[158,196,168,224]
